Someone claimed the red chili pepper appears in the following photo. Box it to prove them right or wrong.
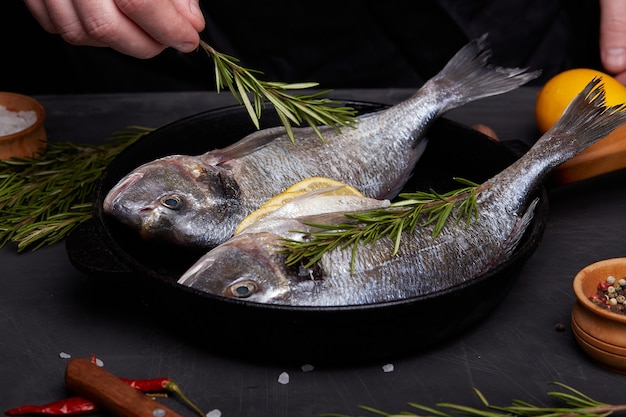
[4,397,97,416]
[118,376,203,416]
[6,356,203,417]
[5,378,203,417]
[118,377,168,392]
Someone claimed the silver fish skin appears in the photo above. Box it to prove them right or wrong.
[103,34,540,249]
[178,192,392,302]
[177,79,626,306]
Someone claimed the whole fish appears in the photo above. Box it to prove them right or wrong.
[103,34,539,249]
[178,79,626,306]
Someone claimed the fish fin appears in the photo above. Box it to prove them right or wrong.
[541,77,626,157]
[202,126,288,164]
[503,197,539,259]
[478,197,538,275]
[486,78,626,211]
[376,138,428,200]
[431,33,541,112]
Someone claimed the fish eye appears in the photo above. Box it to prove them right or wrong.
[228,280,258,298]
[159,194,184,210]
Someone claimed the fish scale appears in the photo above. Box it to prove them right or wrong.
[103,34,540,250]
[178,79,626,306]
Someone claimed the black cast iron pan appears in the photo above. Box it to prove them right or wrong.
[66,101,548,365]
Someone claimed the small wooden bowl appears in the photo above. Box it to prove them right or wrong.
[0,92,47,159]
[571,257,626,374]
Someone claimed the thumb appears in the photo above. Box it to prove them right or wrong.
[599,0,626,75]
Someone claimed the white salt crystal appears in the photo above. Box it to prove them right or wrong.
[382,363,394,373]
[206,409,221,417]
[59,352,71,359]
[94,357,104,367]
[0,105,37,136]
[301,364,314,372]
[277,371,290,384]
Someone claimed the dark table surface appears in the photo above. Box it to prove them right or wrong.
[2,87,625,416]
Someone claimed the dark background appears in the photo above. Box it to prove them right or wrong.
[2,86,626,417]
[3,2,626,415]
[1,1,604,94]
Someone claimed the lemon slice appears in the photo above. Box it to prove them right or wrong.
[234,177,363,234]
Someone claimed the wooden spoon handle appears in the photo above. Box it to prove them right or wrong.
[65,358,184,417]
[552,124,626,185]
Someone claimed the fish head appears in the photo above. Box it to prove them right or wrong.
[103,155,242,248]
[178,233,296,304]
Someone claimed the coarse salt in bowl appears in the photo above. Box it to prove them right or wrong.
[0,92,46,159]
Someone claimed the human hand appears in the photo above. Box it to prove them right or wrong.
[23,0,205,59]
[600,0,626,84]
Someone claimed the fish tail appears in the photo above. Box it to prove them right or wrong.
[431,33,541,110]
[537,77,626,162]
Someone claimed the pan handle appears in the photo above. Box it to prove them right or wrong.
[65,358,185,417]
[65,218,134,276]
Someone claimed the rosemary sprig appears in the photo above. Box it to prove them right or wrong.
[323,382,626,417]
[0,42,361,252]
[0,127,151,251]
[281,178,480,271]
[199,40,358,142]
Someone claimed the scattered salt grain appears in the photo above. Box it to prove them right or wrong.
[278,371,290,384]
[206,409,221,417]
[59,352,71,359]
[0,105,37,136]
[93,357,104,367]
[382,363,394,373]
[301,364,314,372]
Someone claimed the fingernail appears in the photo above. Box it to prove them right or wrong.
[175,42,197,53]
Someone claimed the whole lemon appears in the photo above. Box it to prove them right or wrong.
[535,68,626,134]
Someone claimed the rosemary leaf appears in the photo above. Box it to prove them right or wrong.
[264,92,302,125]
[351,405,394,416]
[280,178,481,271]
[199,40,358,142]
[267,81,320,90]
[0,43,361,253]
[235,74,260,129]
[0,127,151,252]
[437,403,506,417]
[547,382,606,408]
[324,383,626,417]
[405,403,454,417]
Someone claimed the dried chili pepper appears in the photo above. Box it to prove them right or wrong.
[118,377,204,417]
[118,377,169,392]
[5,378,203,416]
[4,397,96,416]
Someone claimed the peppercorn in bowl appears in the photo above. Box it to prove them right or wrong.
[572,257,626,374]
[0,92,46,160]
